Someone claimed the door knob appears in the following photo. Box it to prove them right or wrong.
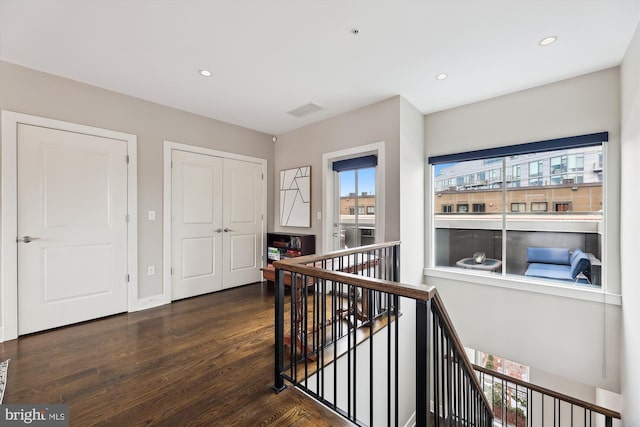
[214,228,223,233]
[17,236,40,243]
[223,228,234,232]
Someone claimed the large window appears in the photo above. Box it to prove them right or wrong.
[431,133,606,287]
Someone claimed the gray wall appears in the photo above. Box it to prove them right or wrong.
[424,68,622,393]
[620,20,640,425]
[273,96,401,250]
[0,61,274,300]
[274,95,425,426]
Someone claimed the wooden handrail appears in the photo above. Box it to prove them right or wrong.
[473,364,621,420]
[273,263,435,301]
[274,240,402,266]
[430,291,493,411]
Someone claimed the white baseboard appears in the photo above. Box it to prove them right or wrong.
[131,296,169,312]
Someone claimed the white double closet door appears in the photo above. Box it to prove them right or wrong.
[171,149,263,300]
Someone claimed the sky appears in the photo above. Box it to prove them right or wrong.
[339,167,376,197]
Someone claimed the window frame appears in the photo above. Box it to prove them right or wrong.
[472,203,486,213]
[427,132,608,294]
[511,202,526,212]
[531,202,548,212]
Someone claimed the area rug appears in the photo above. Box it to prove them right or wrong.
[0,359,9,403]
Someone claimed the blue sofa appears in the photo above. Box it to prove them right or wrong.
[524,247,594,285]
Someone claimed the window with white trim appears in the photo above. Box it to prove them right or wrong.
[431,133,606,287]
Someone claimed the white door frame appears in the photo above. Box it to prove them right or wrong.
[162,140,267,303]
[1,111,138,342]
[321,142,385,253]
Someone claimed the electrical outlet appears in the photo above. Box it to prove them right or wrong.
[147,266,155,276]
[317,211,322,220]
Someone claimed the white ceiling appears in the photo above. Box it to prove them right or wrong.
[1,0,639,135]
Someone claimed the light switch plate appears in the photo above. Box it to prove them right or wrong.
[148,210,156,221]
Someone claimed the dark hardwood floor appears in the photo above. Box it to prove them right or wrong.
[0,282,354,426]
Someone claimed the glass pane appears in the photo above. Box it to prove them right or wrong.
[338,170,355,249]
[505,145,603,286]
[433,158,503,272]
[337,167,376,249]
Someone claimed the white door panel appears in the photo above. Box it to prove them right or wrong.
[229,234,258,270]
[223,158,263,288]
[18,124,128,335]
[172,150,223,300]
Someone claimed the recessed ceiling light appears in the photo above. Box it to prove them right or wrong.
[199,69,212,77]
[539,36,558,46]
[351,28,360,36]
[436,73,448,80]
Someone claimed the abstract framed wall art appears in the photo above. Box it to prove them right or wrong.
[280,166,311,227]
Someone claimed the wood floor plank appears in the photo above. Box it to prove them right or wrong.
[0,282,354,426]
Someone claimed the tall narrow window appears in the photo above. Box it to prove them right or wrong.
[333,155,377,249]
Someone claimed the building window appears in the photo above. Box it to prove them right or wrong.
[430,133,606,287]
[531,202,548,212]
[528,160,544,186]
[472,203,486,213]
[550,154,584,185]
[554,202,571,212]
[358,206,365,215]
[349,207,355,215]
[367,206,375,214]
[510,165,521,187]
[511,202,526,212]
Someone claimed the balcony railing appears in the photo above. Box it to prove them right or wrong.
[272,242,492,426]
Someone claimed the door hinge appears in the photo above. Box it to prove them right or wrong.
[125,214,130,223]
[171,268,174,276]
[126,274,130,283]
[261,173,264,180]
[126,155,130,164]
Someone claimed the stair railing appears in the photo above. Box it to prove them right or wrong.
[272,241,493,426]
[473,364,621,427]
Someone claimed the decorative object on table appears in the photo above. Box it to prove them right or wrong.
[473,252,486,264]
[280,166,311,227]
[0,359,9,403]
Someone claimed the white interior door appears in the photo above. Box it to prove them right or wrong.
[171,150,223,300]
[222,158,263,289]
[17,124,129,335]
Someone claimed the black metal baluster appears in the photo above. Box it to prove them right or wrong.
[369,287,374,427]
[433,313,440,427]
[446,337,452,426]
[347,282,352,421]
[416,299,430,427]
[273,267,286,392]
[387,292,392,427]
[302,274,309,388]
[394,293,399,427]
[352,284,358,422]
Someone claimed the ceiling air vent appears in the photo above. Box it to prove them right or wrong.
[287,103,323,118]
